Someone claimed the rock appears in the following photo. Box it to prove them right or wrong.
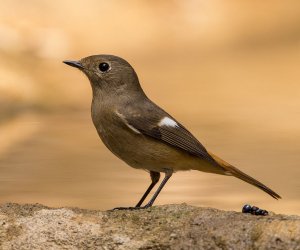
[0,203,299,249]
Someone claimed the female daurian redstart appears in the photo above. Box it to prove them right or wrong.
[64,55,281,209]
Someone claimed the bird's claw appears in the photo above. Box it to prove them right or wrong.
[112,204,151,211]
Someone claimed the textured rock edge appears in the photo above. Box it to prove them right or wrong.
[0,203,299,249]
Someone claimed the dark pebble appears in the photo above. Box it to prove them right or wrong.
[242,204,252,213]
[251,206,259,214]
[255,209,263,215]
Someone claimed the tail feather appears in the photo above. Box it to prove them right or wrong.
[209,152,281,199]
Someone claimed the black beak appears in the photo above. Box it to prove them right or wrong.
[63,60,84,69]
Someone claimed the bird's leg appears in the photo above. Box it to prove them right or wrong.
[135,171,160,207]
[141,170,172,209]
[113,170,172,210]
[113,171,160,210]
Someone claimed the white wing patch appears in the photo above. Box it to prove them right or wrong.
[126,124,141,134]
[158,117,178,128]
[115,111,141,134]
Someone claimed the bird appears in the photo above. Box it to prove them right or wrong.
[63,54,281,209]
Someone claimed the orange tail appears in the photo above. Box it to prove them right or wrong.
[209,152,281,199]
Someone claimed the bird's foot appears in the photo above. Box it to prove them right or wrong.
[112,204,152,211]
[113,207,138,211]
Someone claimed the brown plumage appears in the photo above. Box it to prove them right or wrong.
[209,152,281,199]
[63,54,281,209]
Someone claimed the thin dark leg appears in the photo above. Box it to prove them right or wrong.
[135,171,160,207]
[141,171,172,208]
[113,170,172,210]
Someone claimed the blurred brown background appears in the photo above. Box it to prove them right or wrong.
[0,0,299,214]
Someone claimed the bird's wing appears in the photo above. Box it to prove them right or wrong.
[116,110,216,163]
[116,108,282,200]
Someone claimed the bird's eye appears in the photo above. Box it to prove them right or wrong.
[99,62,110,72]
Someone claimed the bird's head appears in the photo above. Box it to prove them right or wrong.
[63,55,143,96]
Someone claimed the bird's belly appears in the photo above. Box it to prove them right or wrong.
[96,124,215,173]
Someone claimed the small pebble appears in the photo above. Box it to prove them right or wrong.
[242,204,269,216]
[255,209,263,215]
[170,233,177,239]
[242,204,252,213]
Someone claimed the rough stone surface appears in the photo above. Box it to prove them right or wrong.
[0,203,299,249]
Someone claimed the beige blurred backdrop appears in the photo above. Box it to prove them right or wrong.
[0,0,299,214]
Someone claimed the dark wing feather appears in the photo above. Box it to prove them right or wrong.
[123,114,216,163]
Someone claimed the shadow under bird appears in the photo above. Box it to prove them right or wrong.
[63,55,281,209]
